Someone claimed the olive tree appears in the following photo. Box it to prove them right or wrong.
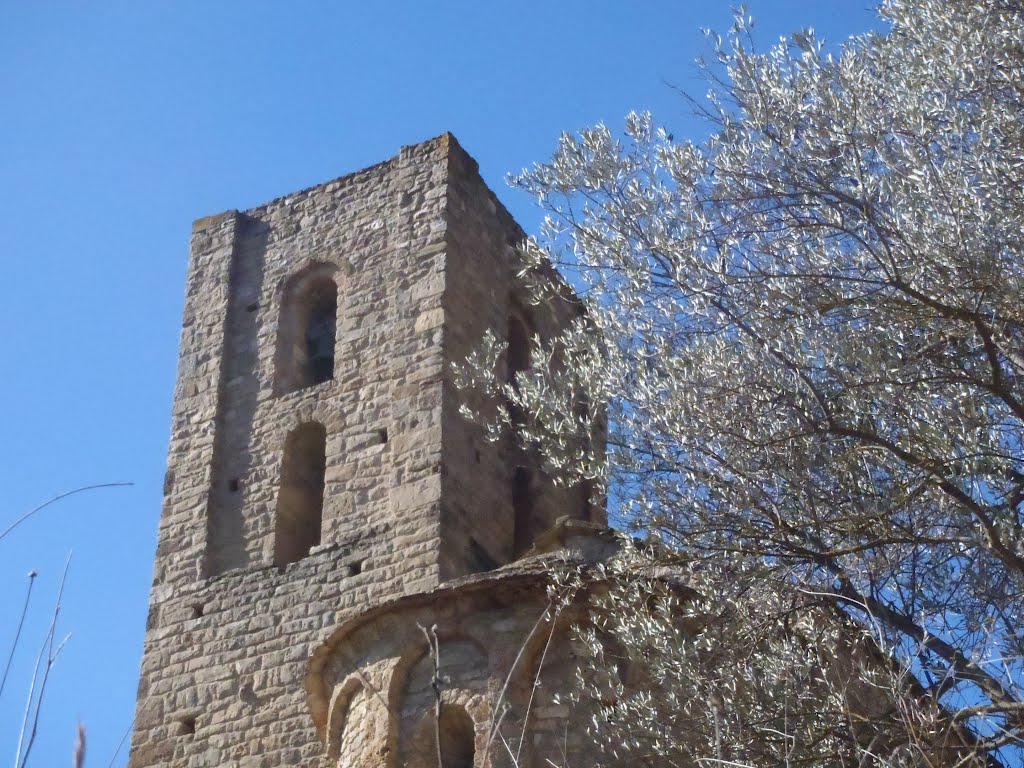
[461,0,1024,764]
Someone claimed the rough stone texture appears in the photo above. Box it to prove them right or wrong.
[305,523,621,768]
[128,135,600,768]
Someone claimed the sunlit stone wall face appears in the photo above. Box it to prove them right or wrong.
[127,134,597,768]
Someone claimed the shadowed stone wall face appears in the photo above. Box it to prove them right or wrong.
[129,135,596,768]
[439,148,601,580]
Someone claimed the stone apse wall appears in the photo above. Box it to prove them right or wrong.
[128,134,602,768]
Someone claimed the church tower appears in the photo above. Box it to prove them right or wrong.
[128,135,603,768]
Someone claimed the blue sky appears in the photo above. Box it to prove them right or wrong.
[0,2,881,765]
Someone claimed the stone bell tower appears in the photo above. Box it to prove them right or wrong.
[128,135,602,768]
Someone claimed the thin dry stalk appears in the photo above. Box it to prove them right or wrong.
[0,570,37,700]
[106,704,139,768]
[15,552,73,768]
[73,722,86,768]
[514,605,561,766]
[419,623,443,768]
[483,596,565,759]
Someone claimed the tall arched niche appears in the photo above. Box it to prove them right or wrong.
[274,263,339,396]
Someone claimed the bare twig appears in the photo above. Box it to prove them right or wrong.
[73,722,86,768]
[484,597,564,758]
[419,623,443,768]
[15,552,73,768]
[106,705,139,768]
[0,570,37,700]
[515,603,562,765]
[0,483,133,544]
[354,667,390,710]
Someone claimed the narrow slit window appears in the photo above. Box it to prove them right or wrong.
[274,422,327,568]
[438,705,475,768]
[506,314,531,393]
[508,309,535,557]
[505,312,532,453]
[512,465,533,556]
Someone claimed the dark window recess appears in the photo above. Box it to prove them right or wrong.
[377,428,388,444]
[228,478,240,493]
[274,422,327,569]
[506,310,532,429]
[512,466,534,557]
[468,538,499,574]
[506,315,531,389]
[305,295,337,386]
[579,480,592,522]
[274,269,339,396]
[177,716,197,736]
[438,705,475,768]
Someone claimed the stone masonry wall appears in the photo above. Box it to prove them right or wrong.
[307,553,611,768]
[131,137,458,767]
[129,134,594,768]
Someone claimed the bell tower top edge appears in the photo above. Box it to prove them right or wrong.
[153,132,594,595]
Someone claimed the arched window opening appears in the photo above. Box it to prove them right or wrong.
[274,267,338,396]
[506,313,531,395]
[512,465,534,556]
[438,705,475,768]
[274,422,326,568]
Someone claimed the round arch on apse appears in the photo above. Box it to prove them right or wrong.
[387,631,490,768]
[325,675,364,761]
[491,617,573,768]
[509,607,621,768]
[405,702,478,768]
[387,630,491,704]
[304,574,553,753]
